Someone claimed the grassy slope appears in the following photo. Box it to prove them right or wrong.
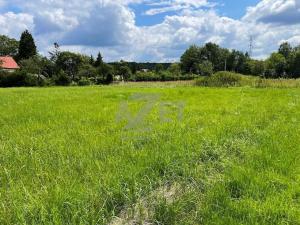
[0,85,300,224]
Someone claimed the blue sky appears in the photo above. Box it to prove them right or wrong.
[216,0,260,18]
[132,0,261,26]
[0,0,300,62]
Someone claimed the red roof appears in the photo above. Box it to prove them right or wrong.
[0,56,19,69]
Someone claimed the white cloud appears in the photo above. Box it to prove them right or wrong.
[0,12,34,38]
[243,0,300,25]
[144,0,215,15]
[1,0,300,61]
[280,35,300,46]
[60,2,137,47]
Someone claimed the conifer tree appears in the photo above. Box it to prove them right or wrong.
[94,52,103,67]
[18,30,37,60]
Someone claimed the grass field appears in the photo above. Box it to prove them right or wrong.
[1,85,300,224]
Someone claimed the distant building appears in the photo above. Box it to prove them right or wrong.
[140,69,149,72]
[0,56,20,72]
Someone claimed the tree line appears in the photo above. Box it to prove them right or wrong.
[1,30,300,87]
[180,42,300,78]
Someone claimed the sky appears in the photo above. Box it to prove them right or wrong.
[0,0,300,62]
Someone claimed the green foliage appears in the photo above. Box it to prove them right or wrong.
[178,74,198,80]
[53,70,71,86]
[203,42,230,71]
[133,71,161,81]
[77,64,98,78]
[278,42,292,59]
[196,71,242,87]
[18,30,37,60]
[0,70,41,87]
[94,52,103,67]
[128,70,197,82]
[105,73,114,84]
[89,55,95,65]
[168,63,181,76]
[197,60,214,76]
[180,45,202,73]
[155,63,164,73]
[0,35,19,56]
[56,51,85,80]
[19,55,54,76]
[98,63,114,84]
[159,71,176,81]
[181,43,245,75]
[289,51,300,78]
[247,59,265,76]
[78,77,92,86]
[266,53,286,78]
[118,65,132,81]
[227,50,250,74]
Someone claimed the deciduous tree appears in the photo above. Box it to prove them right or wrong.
[0,35,19,57]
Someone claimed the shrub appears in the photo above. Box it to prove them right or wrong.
[133,71,160,81]
[129,71,197,82]
[24,73,40,86]
[195,71,242,87]
[53,70,71,86]
[105,73,114,84]
[160,71,178,81]
[179,74,198,81]
[78,77,92,86]
[0,70,41,87]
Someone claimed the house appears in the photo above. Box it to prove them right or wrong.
[0,56,20,72]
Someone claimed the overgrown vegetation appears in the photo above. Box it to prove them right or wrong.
[195,71,300,88]
[0,86,300,224]
[196,71,243,87]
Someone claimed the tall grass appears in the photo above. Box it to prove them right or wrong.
[195,71,300,88]
[0,86,300,224]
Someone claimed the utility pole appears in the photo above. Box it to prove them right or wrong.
[249,35,254,57]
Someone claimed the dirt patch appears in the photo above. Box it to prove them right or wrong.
[109,183,182,225]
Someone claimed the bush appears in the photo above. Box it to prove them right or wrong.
[179,74,198,80]
[53,70,71,86]
[160,71,178,81]
[133,71,160,81]
[129,71,197,82]
[78,77,92,86]
[0,70,41,87]
[24,73,40,86]
[105,73,114,84]
[195,71,242,87]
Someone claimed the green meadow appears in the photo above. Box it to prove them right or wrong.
[1,84,300,224]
